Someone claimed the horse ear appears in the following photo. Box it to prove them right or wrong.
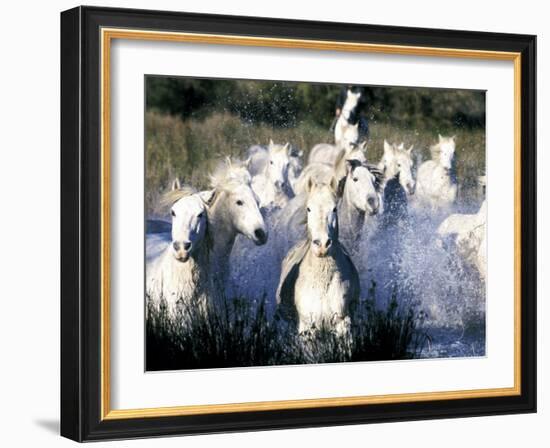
[383,140,393,155]
[398,142,405,150]
[306,176,314,193]
[438,134,444,142]
[283,142,290,152]
[345,159,361,173]
[345,159,354,174]
[407,145,414,154]
[451,135,457,141]
[244,156,252,170]
[268,139,275,148]
[199,189,216,206]
[171,178,181,191]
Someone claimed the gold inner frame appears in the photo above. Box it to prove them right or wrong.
[100,27,522,421]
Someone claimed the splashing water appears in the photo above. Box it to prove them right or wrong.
[228,200,486,358]
[146,199,486,359]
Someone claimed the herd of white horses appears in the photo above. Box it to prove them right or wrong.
[146,89,486,338]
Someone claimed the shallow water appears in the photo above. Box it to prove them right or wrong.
[227,199,486,358]
[146,198,486,359]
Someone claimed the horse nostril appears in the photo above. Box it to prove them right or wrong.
[183,241,192,251]
[172,241,180,251]
[367,196,377,208]
[313,239,321,247]
[254,228,267,242]
[325,239,332,249]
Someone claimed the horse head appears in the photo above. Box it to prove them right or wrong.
[380,140,416,195]
[210,158,268,246]
[167,179,209,263]
[305,178,339,257]
[437,134,456,171]
[343,159,381,216]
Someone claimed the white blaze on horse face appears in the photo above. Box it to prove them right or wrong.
[382,140,416,195]
[306,184,338,258]
[170,194,207,262]
[227,184,268,246]
[438,135,456,170]
[347,164,379,215]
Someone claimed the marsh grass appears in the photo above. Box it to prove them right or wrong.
[146,110,485,215]
[145,287,428,371]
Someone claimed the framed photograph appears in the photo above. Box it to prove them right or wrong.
[60,6,536,441]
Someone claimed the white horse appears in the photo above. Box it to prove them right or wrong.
[276,179,360,336]
[147,159,268,313]
[247,140,302,208]
[308,123,360,166]
[295,143,367,196]
[146,182,213,314]
[334,88,361,147]
[437,200,487,280]
[248,140,294,209]
[306,88,364,166]
[276,146,374,251]
[415,135,457,212]
[206,158,268,289]
[337,159,382,244]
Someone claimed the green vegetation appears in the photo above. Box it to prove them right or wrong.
[146,291,427,371]
[146,77,485,129]
[145,112,485,215]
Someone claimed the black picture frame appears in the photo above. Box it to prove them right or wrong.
[61,5,536,442]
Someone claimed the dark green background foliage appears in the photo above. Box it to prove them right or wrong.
[145,77,485,216]
[147,76,485,129]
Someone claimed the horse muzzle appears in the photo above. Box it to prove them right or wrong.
[172,241,192,262]
[252,228,268,246]
[312,238,332,257]
[366,196,380,215]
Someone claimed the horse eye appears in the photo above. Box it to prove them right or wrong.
[333,207,337,213]
[171,210,176,217]
[353,177,358,182]
[306,207,311,213]
[398,163,402,168]
[236,200,244,206]
[270,160,274,165]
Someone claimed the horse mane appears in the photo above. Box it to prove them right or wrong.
[158,185,197,211]
[209,157,252,191]
[364,163,384,192]
[335,156,383,196]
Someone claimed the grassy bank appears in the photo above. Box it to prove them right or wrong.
[145,110,485,216]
